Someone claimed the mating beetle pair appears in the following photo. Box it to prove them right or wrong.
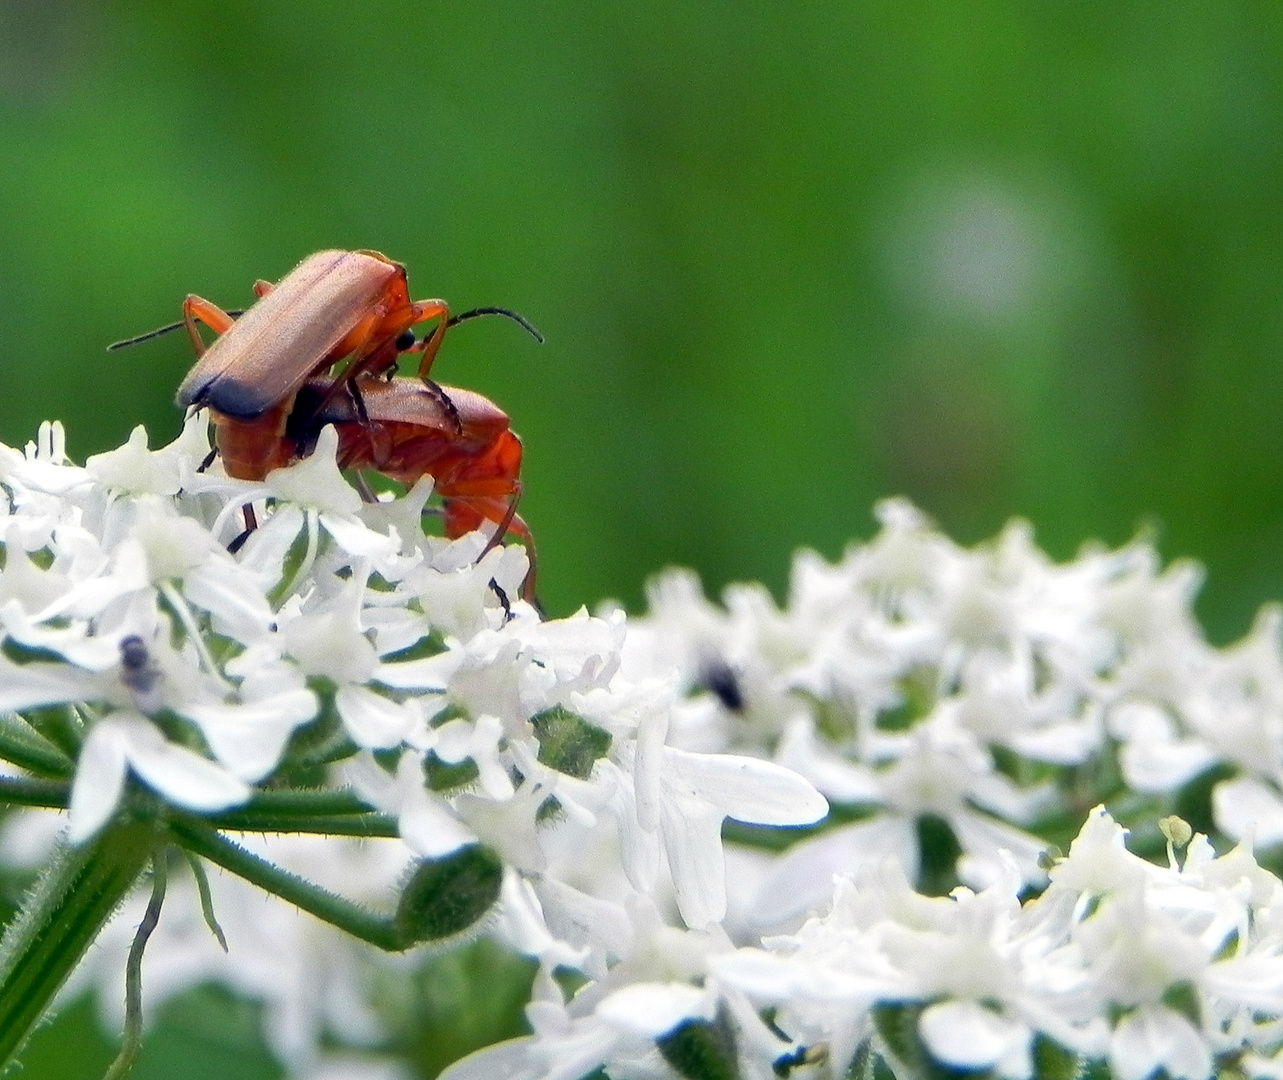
[115,249,539,598]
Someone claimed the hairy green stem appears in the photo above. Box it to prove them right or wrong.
[201,812,398,836]
[167,818,403,951]
[102,854,167,1080]
[0,821,157,1067]
[0,775,71,809]
[199,787,395,836]
[231,787,377,816]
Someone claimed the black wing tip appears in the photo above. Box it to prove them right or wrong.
[178,377,275,419]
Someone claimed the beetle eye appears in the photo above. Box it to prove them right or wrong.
[395,330,417,352]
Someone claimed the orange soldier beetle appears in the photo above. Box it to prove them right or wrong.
[109,248,540,476]
[209,374,537,603]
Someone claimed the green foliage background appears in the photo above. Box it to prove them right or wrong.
[2,2,1283,1075]
[5,3,1283,637]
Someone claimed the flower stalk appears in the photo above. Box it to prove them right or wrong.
[165,818,408,952]
[0,820,157,1064]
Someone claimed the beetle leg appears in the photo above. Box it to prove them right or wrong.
[227,503,259,554]
[404,300,450,378]
[182,295,237,357]
[497,508,538,606]
[500,509,540,608]
[477,489,522,558]
[197,446,218,473]
[447,491,539,603]
[509,512,540,608]
[352,471,376,503]
[308,319,398,414]
[348,378,371,426]
[487,578,515,623]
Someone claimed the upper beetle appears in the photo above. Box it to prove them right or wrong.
[111,249,539,480]
[174,249,452,419]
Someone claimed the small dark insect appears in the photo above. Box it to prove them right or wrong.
[700,658,745,712]
[119,634,161,714]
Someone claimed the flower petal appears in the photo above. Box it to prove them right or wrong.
[1110,1005,1211,1080]
[437,1037,536,1080]
[68,719,130,844]
[662,746,828,826]
[919,1000,1030,1077]
[120,715,251,811]
[596,983,714,1037]
[179,689,319,781]
[0,653,99,711]
[661,791,726,929]
[1213,776,1283,846]
[336,686,416,749]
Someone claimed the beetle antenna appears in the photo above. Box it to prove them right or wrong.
[107,310,246,351]
[107,321,185,350]
[447,306,544,344]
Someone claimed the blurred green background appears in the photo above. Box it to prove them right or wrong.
[4,2,1283,1076]
[4,2,1283,640]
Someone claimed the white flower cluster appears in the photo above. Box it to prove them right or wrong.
[715,808,1283,1080]
[5,418,1283,1080]
[621,499,1283,925]
[436,501,1283,1080]
[0,419,823,1078]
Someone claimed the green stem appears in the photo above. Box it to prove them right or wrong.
[0,713,73,777]
[181,851,227,951]
[0,821,157,1067]
[200,787,396,835]
[167,819,403,951]
[292,731,360,769]
[235,787,377,816]
[202,811,398,836]
[0,775,71,809]
[102,854,167,1080]
[158,581,232,692]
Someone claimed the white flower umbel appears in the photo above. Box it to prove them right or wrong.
[11,423,1283,1080]
[619,499,1283,930]
[0,419,827,1075]
[711,809,1283,1080]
